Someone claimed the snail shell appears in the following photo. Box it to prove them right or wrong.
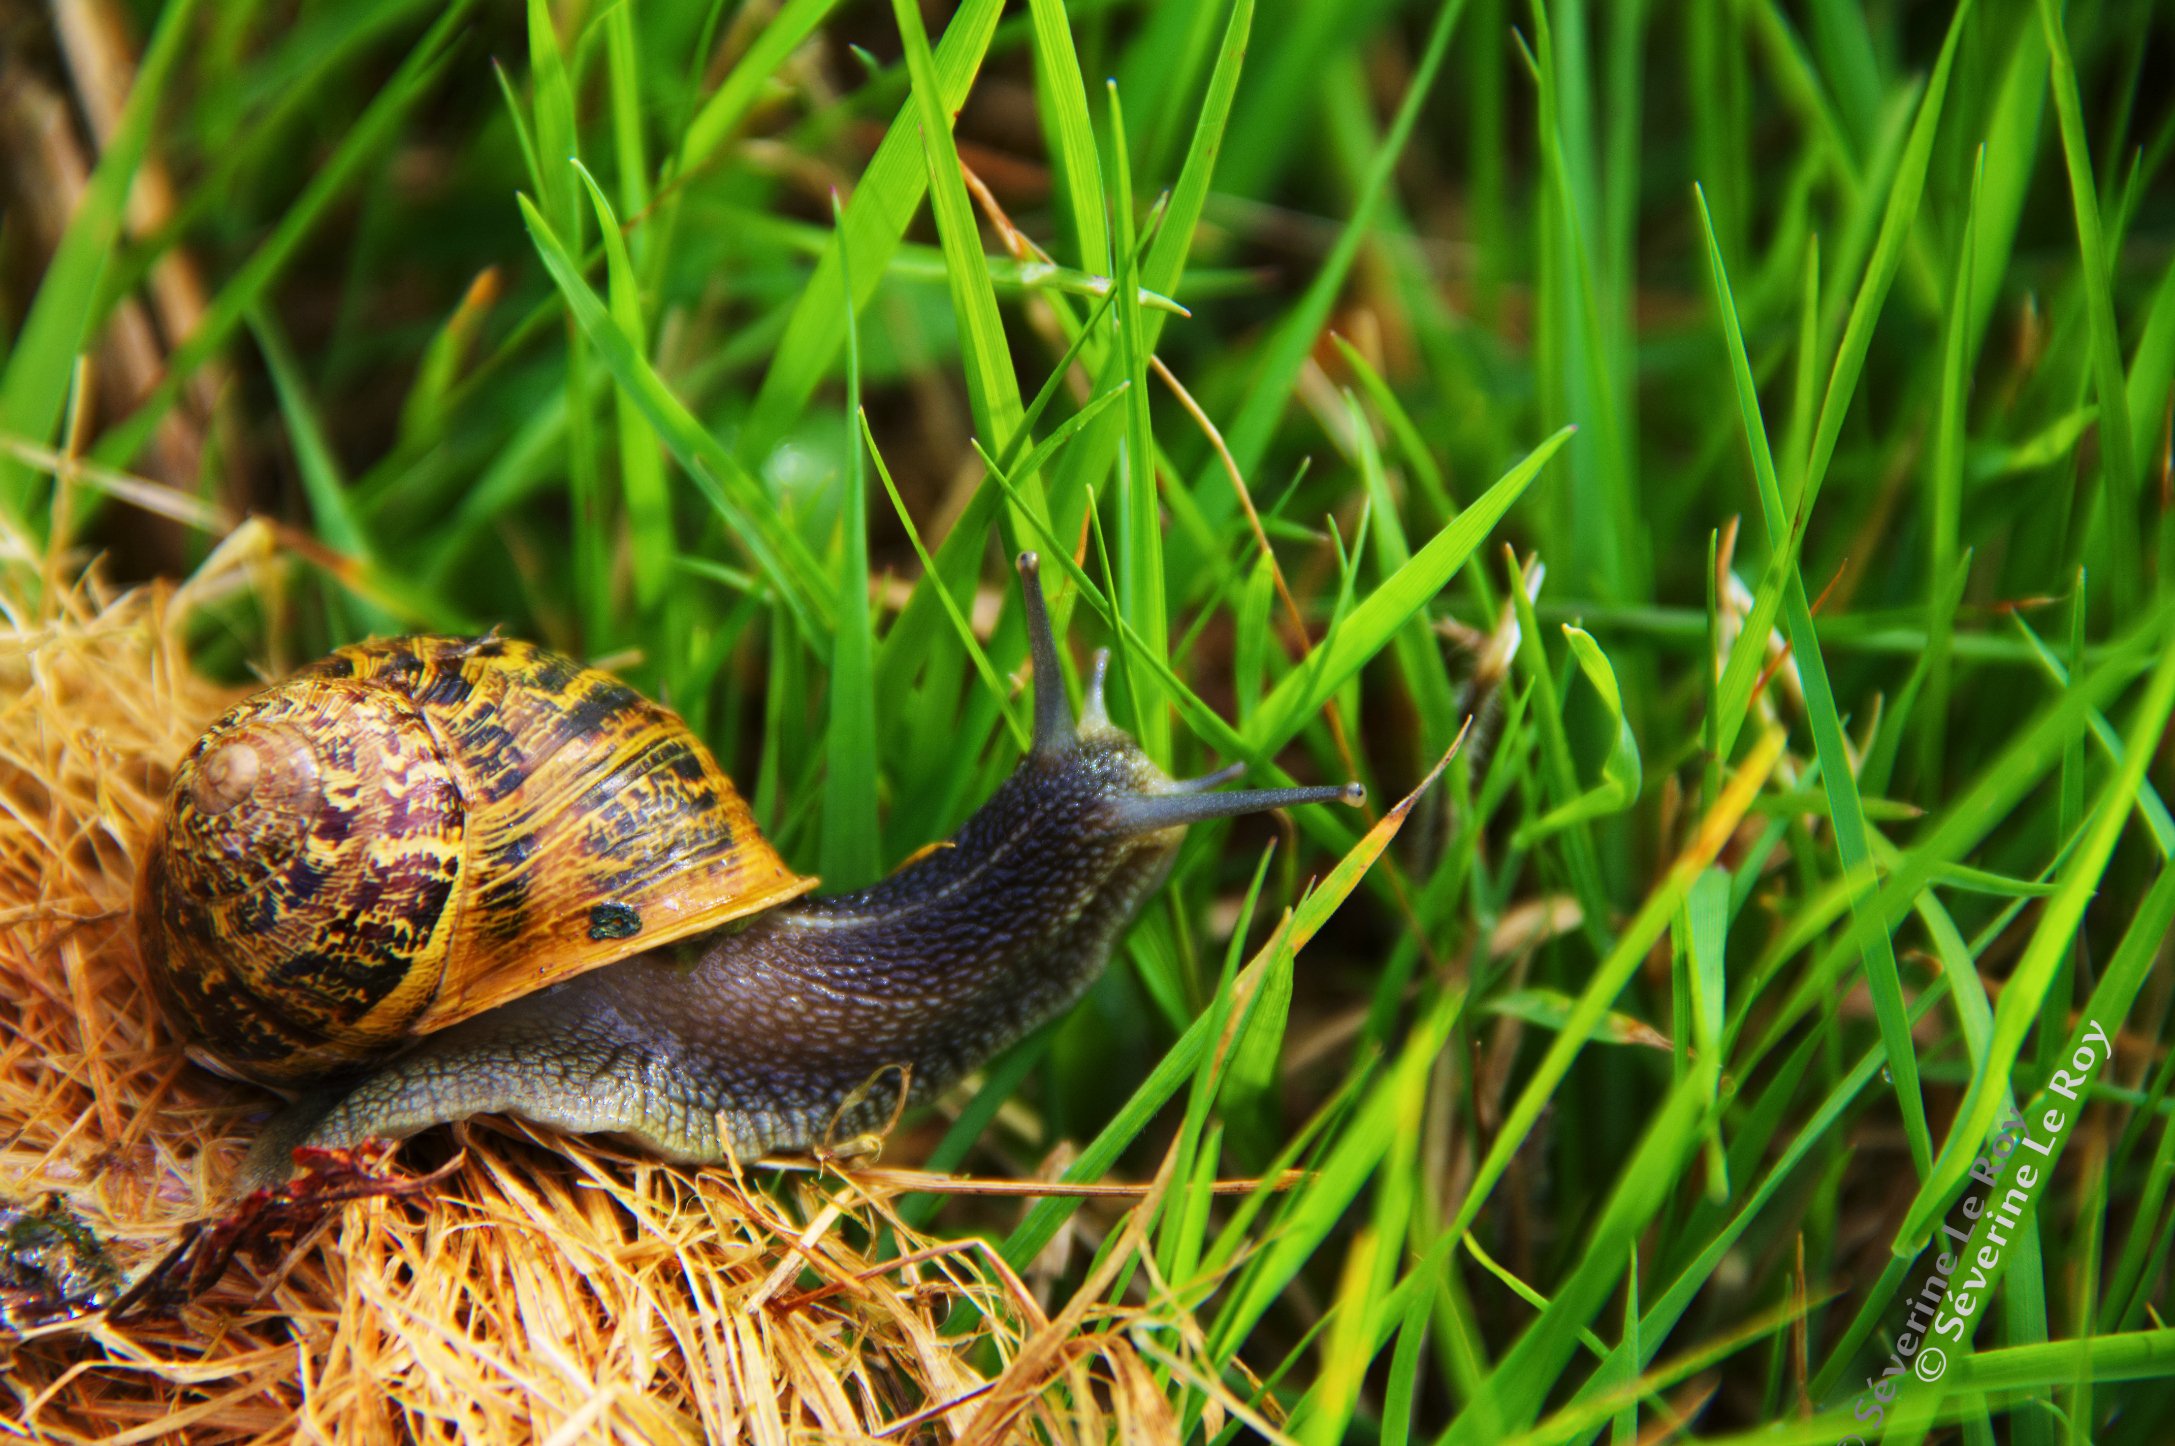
[136,635,814,1084]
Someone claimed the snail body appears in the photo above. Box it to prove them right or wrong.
[138,557,1360,1186]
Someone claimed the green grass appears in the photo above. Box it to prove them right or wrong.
[9,0,2175,1436]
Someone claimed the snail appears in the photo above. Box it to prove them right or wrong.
[137,555,1362,1190]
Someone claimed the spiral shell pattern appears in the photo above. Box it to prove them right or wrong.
[138,635,813,1083]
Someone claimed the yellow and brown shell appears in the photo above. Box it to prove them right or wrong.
[136,635,815,1084]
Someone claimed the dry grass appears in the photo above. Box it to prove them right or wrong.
[0,539,1216,1445]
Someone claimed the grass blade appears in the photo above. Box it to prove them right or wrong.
[0,0,199,531]
[520,191,830,635]
[1244,425,1570,757]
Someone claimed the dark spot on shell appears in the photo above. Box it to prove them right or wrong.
[377,647,426,688]
[283,859,331,908]
[273,948,341,984]
[309,796,358,846]
[416,665,476,709]
[525,650,580,697]
[559,678,643,739]
[460,719,528,803]
[263,944,422,1020]
[315,732,358,773]
[474,830,537,936]
[588,902,641,941]
[227,887,283,937]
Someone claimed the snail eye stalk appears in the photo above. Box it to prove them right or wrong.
[1103,780,1366,838]
[1016,552,1077,755]
[1011,551,1365,834]
[1164,762,1247,794]
[1081,648,1113,732]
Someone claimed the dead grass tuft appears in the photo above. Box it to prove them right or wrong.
[1,544,1215,1444]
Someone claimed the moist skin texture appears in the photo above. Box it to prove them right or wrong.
[239,732,1180,1189]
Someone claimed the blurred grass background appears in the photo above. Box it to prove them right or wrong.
[3,0,2174,1437]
